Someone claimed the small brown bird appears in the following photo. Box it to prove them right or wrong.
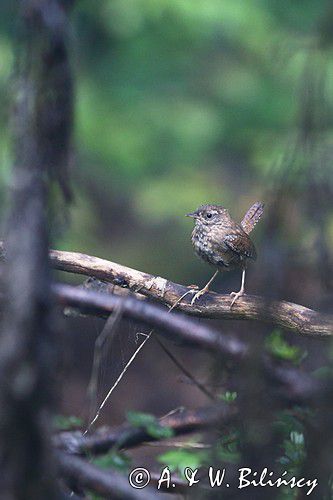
[186,201,264,306]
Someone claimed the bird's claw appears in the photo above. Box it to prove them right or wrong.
[230,290,245,308]
[172,285,207,307]
[190,286,209,306]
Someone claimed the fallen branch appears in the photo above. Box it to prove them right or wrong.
[54,283,322,401]
[55,403,236,456]
[0,243,331,335]
[48,247,333,336]
[54,283,247,359]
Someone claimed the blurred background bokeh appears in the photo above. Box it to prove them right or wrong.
[0,0,332,448]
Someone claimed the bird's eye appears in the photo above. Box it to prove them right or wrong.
[206,212,212,219]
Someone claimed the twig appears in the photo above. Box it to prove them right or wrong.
[154,336,216,401]
[146,441,211,448]
[84,285,215,430]
[84,330,153,434]
[85,303,125,434]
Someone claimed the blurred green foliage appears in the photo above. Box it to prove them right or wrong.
[0,0,332,281]
[265,330,307,365]
[126,410,175,439]
[158,447,208,475]
[92,450,132,473]
[219,390,237,402]
[53,414,84,431]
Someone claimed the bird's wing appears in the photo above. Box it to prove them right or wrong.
[240,201,264,235]
[224,231,257,260]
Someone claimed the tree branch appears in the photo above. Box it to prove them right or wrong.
[47,247,333,336]
[54,283,322,402]
[55,403,235,456]
[54,283,248,359]
[57,452,158,500]
[0,243,331,335]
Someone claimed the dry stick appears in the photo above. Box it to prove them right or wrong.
[44,246,333,336]
[85,290,213,432]
[85,302,125,434]
[154,336,216,401]
[153,289,217,402]
[147,441,211,449]
[85,331,152,434]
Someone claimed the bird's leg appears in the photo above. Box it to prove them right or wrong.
[230,268,246,307]
[190,270,219,306]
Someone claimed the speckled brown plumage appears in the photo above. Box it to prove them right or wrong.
[186,202,264,306]
[240,201,265,235]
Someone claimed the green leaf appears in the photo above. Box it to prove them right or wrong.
[219,391,237,403]
[265,330,307,365]
[273,408,306,436]
[279,430,306,473]
[126,410,156,427]
[126,411,174,439]
[146,423,174,439]
[92,451,131,473]
[53,415,84,431]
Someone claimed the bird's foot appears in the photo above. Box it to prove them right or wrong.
[190,285,210,306]
[168,286,198,311]
[230,290,245,308]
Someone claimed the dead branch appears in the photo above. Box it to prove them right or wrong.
[54,283,322,402]
[54,283,247,359]
[45,247,333,336]
[55,403,235,456]
[57,452,158,499]
[0,243,331,335]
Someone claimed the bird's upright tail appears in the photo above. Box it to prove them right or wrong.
[240,201,264,234]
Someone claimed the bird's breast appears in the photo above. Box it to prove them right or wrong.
[191,225,230,268]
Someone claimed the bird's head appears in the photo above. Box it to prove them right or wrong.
[186,205,230,227]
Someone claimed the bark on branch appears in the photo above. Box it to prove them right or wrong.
[1,243,331,335]
[54,283,322,402]
[55,403,235,456]
[47,247,333,336]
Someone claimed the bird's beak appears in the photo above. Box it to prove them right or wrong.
[186,212,198,218]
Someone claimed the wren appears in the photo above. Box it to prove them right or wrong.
[186,201,264,307]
